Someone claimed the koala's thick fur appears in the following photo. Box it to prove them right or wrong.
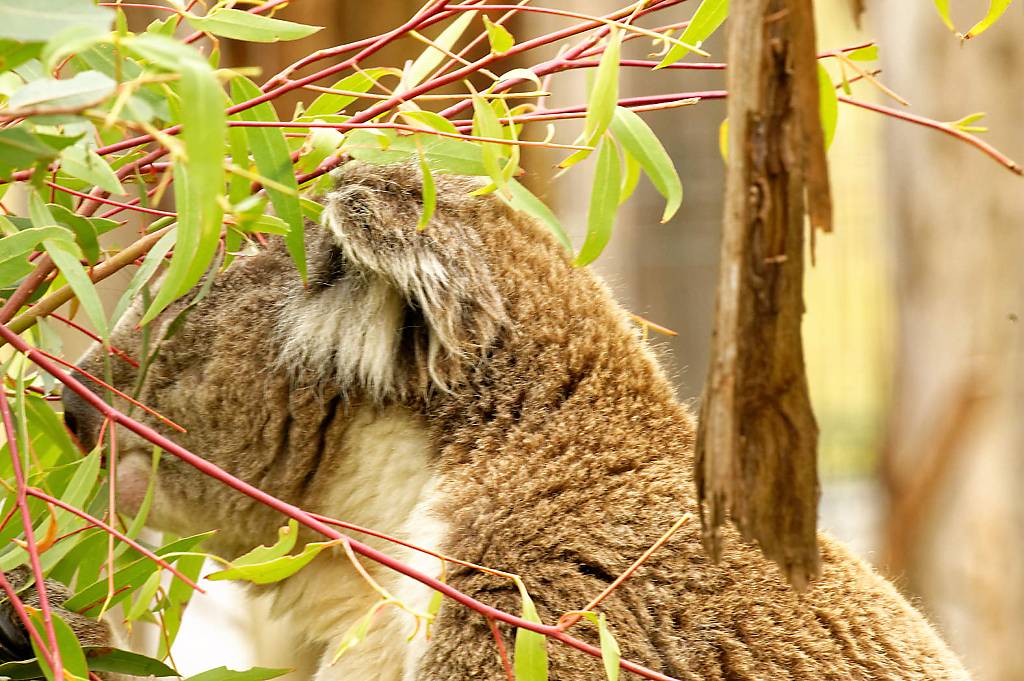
[62,163,968,680]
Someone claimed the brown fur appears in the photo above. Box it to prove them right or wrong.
[67,162,968,680]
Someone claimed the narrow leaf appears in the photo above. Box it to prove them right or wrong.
[817,64,838,149]
[230,76,305,281]
[206,539,338,585]
[513,579,548,681]
[9,71,115,111]
[405,10,476,88]
[141,59,225,325]
[933,0,954,30]
[965,0,1014,38]
[657,0,729,67]
[416,147,436,231]
[0,0,114,42]
[43,238,107,336]
[227,520,298,567]
[574,138,621,266]
[60,144,124,194]
[302,68,392,118]
[187,8,321,43]
[483,16,515,54]
[498,180,571,251]
[185,667,289,681]
[86,648,178,678]
[609,107,682,222]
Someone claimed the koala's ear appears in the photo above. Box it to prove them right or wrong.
[279,162,507,399]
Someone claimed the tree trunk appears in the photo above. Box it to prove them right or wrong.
[696,0,830,589]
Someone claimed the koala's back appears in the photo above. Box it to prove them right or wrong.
[418,386,966,680]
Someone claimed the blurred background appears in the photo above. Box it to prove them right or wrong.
[60,1,1024,678]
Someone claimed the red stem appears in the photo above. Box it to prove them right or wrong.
[838,95,1023,175]
[0,395,62,676]
[26,488,204,593]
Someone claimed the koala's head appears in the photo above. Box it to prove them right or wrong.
[61,162,517,551]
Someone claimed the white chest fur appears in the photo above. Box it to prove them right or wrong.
[266,406,446,681]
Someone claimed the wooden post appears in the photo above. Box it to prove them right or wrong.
[696,0,832,590]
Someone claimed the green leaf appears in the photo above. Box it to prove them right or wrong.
[44,238,107,336]
[513,579,548,681]
[498,180,570,251]
[0,225,74,260]
[817,64,838,149]
[405,10,476,88]
[0,256,33,286]
[295,128,343,174]
[47,204,101,264]
[63,532,212,615]
[9,71,114,111]
[141,58,225,325]
[111,228,175,324]
[398,110,460,135]
[225,520,299,567]
[964,0,1013,38]
[230,76,305,280]
[60,144,123,194]
[207,538,338,585]
[416,147,436,231]
[846,45,878,61]
[187,8,320,43]
[483,16,515,54]
[0,0,114,43]
[41,24,108,72]
[346,129,486,176]
[609,107,682,222]
[618,151,641,206]
[126,569,162,621]
[329,602,382,663]
[29,611,88,681]
[657,0,729,67]
[126,33,207,71]
[471,88,507,194]
[933,0,954,30]
[718,117,729,163]
[0,39,42,71]
[0,127,62,179]
[302,68,392,118]
[185,667,290,681]
[574,138,621,266]
[576,612,621,681]
[560,29,621,169]
[86,648,178,678]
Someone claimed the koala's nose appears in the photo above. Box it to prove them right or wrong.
[61,375,102,451]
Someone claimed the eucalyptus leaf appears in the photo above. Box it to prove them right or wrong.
[230,76,305,281]
[0,0,114,43]
[609,107,682,222]
[512,579,548,681]
[141,58,225,325]
[9,71,115,111]
[206,538,338,585]
[187,8,321,43]
[574,138,621,266]
[657,0,728,67]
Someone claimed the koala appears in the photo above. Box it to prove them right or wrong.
[50,162,969,680]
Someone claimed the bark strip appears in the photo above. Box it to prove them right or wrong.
[696,0,831,590]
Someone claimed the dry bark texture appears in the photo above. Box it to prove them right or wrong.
[697,0,832,590]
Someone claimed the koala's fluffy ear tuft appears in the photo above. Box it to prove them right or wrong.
[278,162,507,400]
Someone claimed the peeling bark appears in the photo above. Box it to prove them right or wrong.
[696,0,831,590]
